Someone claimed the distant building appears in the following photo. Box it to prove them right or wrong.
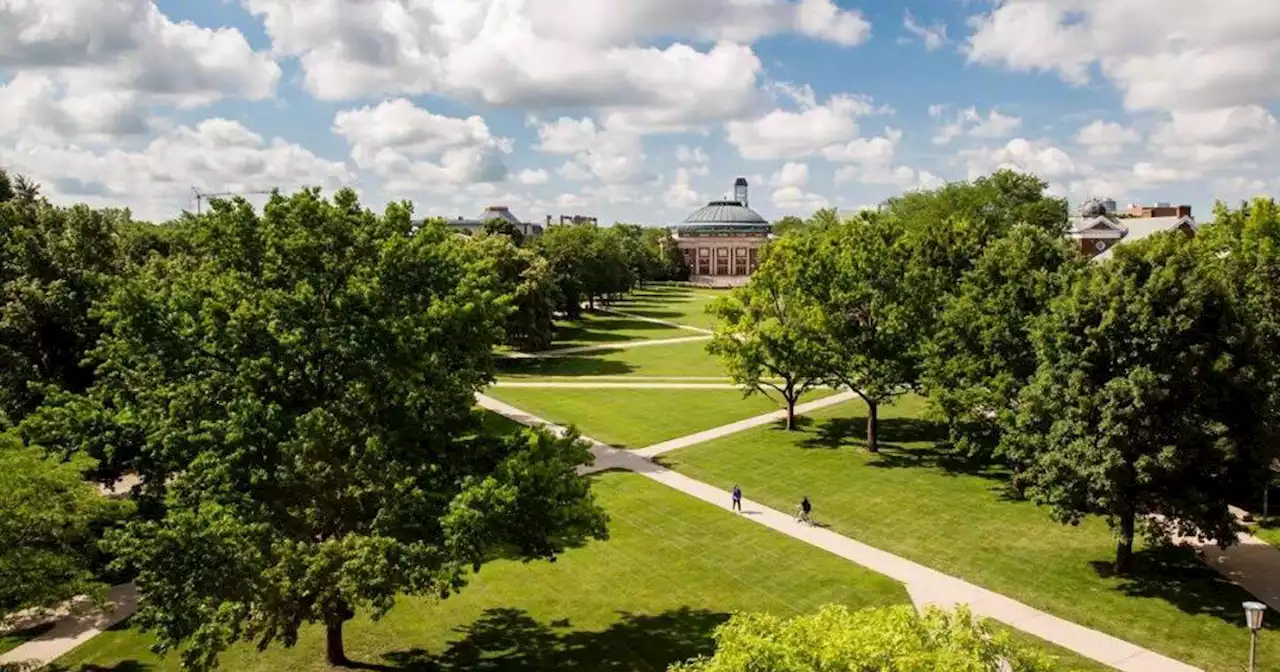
[672,178,771,287]
[438,205,546,239]
[1068,198,1196,261]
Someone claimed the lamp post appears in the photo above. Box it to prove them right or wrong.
[1244,601,1267,672]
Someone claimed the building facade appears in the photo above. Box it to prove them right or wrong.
[672,178,772,286]
[1068,198,1196,260]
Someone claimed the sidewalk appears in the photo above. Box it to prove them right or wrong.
[0,583,138,670]
[596,306,714,334]
[478,392,1202,672]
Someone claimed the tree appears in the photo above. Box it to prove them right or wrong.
[708,239,824,431]
[669,604,1055,672]
[642,227,688,281]
[0,432,131,615]
[1003,233,1275,573]
[921,225,1083,461]
[66,189,606,669]
[0,189,125,427]
[794,214,922,452]
[473,233,559,352]
[771,215,806,236]
[483,217,526,246]
[535,223,597,318]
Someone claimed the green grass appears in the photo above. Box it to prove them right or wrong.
[542,312,692,351]
[608,286,725,330]
[498,339,726,379]
[484,387,834,448]
[661,395,1280,672]
[50,472,909,672]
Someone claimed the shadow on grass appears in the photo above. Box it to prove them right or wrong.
[1090,544,1280,631]
[47,662,150,672]
[552,318,682,345]
[797,416,1010,484]
[799,416,950,451]
[497,357,636,378]
[0,621,56,654]
[377,606,727,671]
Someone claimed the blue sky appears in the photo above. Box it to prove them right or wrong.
[2,0,1277,224]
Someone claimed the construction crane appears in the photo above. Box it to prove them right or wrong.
[191,187,276,214]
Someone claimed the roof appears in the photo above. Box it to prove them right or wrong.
[1093,216,1197,261]
[680,200,769,230]
[479,206,522,227]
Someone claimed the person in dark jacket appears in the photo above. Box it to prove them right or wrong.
[731,485,742,512]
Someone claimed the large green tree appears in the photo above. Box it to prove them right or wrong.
[921,225,1083,461]
[0,179,125,427]
[0,432,130,615]
[641,227,688,282]
[1003,233,1275,573]
[669,604,1054,672]
[535,223,596,318]
[794,213,921,452]
[708,239,823,431]
[473,232,559,352]
[59,189,606,669]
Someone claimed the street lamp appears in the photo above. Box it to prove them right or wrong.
[1244,601,1267,672]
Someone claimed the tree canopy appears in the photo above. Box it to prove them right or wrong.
[708,237,824,430]
[0,432,130,615]
[35,188,609,669]
[669,604,1055,672]
[1002,232,1276,572]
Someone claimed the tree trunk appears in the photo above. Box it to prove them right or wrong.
[1114,507,1136,575]
[325,621,347,666]
[866,400,879,453]
[785,395,797,431]
[589,295,595,311]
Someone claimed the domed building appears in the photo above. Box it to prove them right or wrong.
[673,178,772,285]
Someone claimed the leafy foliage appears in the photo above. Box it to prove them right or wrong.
[0,183,126,427]
[790,213,921,451]
[41,188,609,669]
[0,432,131,615]
[482,217,526,246]
[472,233,559,351]
[922,226,1083,460]
[1002,233,1276,572]
[669,604,1055,672]
[708,239,823,430]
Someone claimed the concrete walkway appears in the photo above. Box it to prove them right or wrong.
[492,381,744,389]
[505,334,711,359]
[596,307,714,335]
[0,583,138,670]
[1172,508,1280,611]
[476,393,1202,672]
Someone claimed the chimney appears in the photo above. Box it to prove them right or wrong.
[734,177,749,207]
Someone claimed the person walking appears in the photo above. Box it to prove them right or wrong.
[797,496,812,524]
[731,485,742,512]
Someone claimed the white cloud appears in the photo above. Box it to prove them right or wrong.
[962,138,1077,180]
[676,145,709,164]
[1149,105,1280,167]
[932,106,1022,145]
[0,0,279,142]
[770,162,811,189]
[664,167,703,210]
[514,169,549,185]
[1075,120,1142,156]
[726,86,882,160]
[332,99,511,185]
[771,186,830,212]
[965,0,1280,113]
[531,116,649,184]
[557,161,593,182]
[903,10,948,51]
[0,118,352,221]
[834,164,944,191]
[241,0,869,134]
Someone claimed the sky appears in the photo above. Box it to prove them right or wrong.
[1,0,1278,226]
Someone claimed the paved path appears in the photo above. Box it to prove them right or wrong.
[1171,506,1280,611]
[634,391,858,458]
[0,583,138,670]
[504,334,712,359]
[477,393,1202,672]
[596,307,714,334]
[493,381,744,389]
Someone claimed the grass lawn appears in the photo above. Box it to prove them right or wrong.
[49,472,910,672]
[661,395,1280,672]
[484,387,834,448]
[608,285,725,331]
[498,339,725,379]
[542,312,692,351]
